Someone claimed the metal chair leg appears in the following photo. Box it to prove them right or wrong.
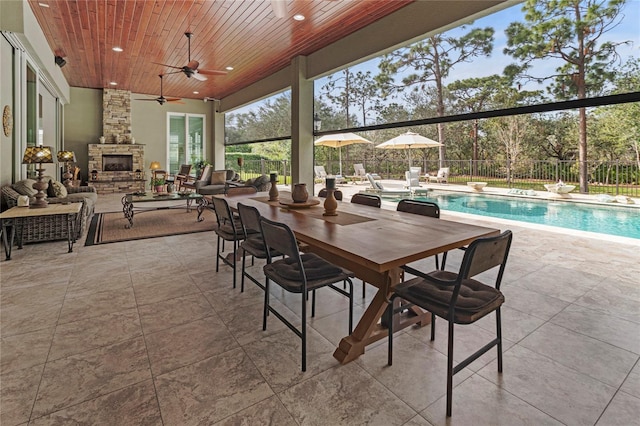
[447,321,454,417]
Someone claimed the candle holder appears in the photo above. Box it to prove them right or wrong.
[323,188,338,216]
[268,173,279,201]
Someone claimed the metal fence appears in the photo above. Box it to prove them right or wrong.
[228,158,639,197]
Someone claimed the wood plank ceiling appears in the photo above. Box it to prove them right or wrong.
[28,0,413,101]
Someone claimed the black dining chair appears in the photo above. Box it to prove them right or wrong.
[259,216,355,372]
[211,196,247,289]
[237,202,280,292]
[387,230,513,417]
[396,199,444,269]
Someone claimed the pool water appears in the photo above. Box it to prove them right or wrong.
[406,191,640,239]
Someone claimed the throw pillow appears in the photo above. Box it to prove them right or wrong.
[12,179,38,197]
[210,170,227,185]
[47,179,57,198]
[51,180,68,198]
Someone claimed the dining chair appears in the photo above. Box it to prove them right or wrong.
[318,188,343,200]
[387,230,513,416]
[396,199,444,270]
[350,192,381,208]
[350,192,382,297]
[259,216,355,372]
[237,202,279,292]
[211,196,246,289]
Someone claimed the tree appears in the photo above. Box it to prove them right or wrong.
[377,26,494,167]
[504,0,629,192]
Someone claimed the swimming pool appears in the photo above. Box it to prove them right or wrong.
[402,191,640,239]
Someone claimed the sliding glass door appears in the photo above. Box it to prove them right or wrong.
[167,113,205,175]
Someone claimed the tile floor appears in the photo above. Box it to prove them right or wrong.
[1,188,639,425]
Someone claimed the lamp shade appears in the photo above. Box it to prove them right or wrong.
[150,161,161,170]
[57,150,76,162]
[23,146,54,164]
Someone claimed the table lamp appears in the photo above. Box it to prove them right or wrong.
[57,150,76,187]
[150,161,161,171]
[22,145,54,208]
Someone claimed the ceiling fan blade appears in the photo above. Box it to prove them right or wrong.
[192,72,207,81]
[198,68,228,76]
[271,0,287,18]
[152,62,183,70]
[164,97,182,102]
[135,98,160,101]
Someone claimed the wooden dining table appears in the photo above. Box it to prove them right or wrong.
[220,191,500,364]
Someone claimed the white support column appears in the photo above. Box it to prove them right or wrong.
[212,100,225,170]
[290,56,314,187]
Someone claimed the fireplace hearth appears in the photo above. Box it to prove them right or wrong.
[88,144,145,194]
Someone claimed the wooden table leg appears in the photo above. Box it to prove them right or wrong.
[333,267,431,364]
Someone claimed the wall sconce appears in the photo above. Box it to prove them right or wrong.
[313,113,322,132]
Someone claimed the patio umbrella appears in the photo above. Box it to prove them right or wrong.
[375,131,442,168]
[314,132,373,176]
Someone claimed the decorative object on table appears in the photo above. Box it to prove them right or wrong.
[268,172,279,201]
[291,183,309,203]
[91,169,99,180]
[134,169,143,180]
[278,198,320,209]
[323,177,338,216]
[130,136,136,144]
[99,135,105,144]
[3,105,13,136]
[166,182,175,193]
[17,195,29,207]
[152,176,166,193]
[22,145,54,208]
[57,150,76,187]
[149,161,162,191]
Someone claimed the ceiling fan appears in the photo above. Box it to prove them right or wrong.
[135,74,183,105]
[154,32,227,81]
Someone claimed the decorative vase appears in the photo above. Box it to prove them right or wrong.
[323,188,338,216]
[99,136,105,144]
[166,183,174,193]
[268,173,279,201]
[291,183,309,203]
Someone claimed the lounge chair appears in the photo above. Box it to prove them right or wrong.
[314,165,345,184]
[365,173,411,197]
[353,163,381,183]
[405,167,430,195]
[427,167,449,184]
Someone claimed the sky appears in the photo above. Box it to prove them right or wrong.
[229,0,640,118]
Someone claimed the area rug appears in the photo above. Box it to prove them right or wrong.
[85,208,216,246]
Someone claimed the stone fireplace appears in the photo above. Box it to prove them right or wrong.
[88,144,145,194]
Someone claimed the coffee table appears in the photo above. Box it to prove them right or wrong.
[121,192,206,228]
[0,203,82,260]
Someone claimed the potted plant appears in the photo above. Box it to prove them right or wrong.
[151,177,165,192]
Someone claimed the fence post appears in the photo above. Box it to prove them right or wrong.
[555,159,559,182]
[469,159,473,180]
[260,158,265,175]
[615,160,619,195]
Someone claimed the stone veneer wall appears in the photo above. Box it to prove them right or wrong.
[88,144,145,194]
[102,88,132,143]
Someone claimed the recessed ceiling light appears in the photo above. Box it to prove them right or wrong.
[225,66,234,71]
[293,14,305,21]
[193,91,199,94]
[112,46,123,52]
[38,2,49,7]
[109,82,117,86]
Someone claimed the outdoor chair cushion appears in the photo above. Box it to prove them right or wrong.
[397,270,504,324]
[273,253,342,281]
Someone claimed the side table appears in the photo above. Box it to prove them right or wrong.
[0,203,82,260]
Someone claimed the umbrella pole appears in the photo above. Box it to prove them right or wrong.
[339,146,343,176]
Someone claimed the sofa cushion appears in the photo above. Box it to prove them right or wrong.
[51,180,68,198]
[13,179,38,197]
[47,180,57,198]
[211,170,227,185]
